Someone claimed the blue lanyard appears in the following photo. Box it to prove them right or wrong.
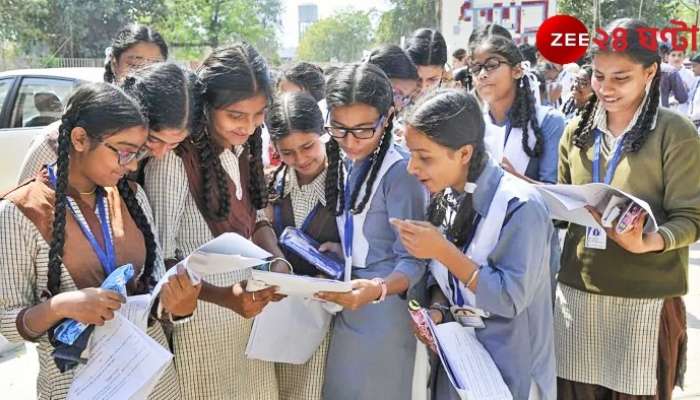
[592,129,625,184]
[47,165,116,276]
[446,212,482,307]
[341,160,372,262]
[272,175,322,235]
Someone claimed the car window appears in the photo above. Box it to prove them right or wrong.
[10,77,76,128]
[0,78,12,112]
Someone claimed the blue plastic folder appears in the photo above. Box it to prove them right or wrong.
[279,227,344,280]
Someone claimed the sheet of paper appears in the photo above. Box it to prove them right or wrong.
[246,296,331,364]
[117,295,151,332]
[535,183,658,233]
[429,321,513,400]
[68,314,172,400]
[186,232,272,275]
[249,270,352,297]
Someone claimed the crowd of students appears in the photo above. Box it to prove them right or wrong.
[1,17,699,400]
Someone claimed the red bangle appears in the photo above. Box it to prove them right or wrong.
[371,277,387,304]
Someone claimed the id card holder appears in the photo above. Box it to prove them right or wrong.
[585,226,607,250]
[450,305,486,329]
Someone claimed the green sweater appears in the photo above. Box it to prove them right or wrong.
[558,108,700,298]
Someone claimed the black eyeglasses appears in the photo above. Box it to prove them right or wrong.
[103,142,151,165]
[324,116,385,139]
[468,58,510,76]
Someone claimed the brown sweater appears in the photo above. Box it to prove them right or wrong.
[558,108,700,298]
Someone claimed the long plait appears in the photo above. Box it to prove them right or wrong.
[267,163,287,202]
[572,93,600,149]
[196,125,231,220]
[247,127,268,209]
[447,145,486,248]
[324,138,344,216]
[561,96,576,117]
[426,190,449,227]
[116,179,157,294]
[350,117,394,214]
[509,75,544,158]
[622,64,661,153]
[44,121,72,299]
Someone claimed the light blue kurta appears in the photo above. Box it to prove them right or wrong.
[433,159,558,400]
[322,148,429,400]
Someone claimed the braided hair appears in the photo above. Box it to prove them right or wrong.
[104,24,168,83]
[195,43,272,220]
[366,45,419,81]
[265,92,325,200]
[45,82,151,299]
[324,63,395,216]
[469,34,544,158]
[572,19,661,153]
[406,89,486,248]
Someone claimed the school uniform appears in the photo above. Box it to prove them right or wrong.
[322,142,429,400]
[0,170,180,400]
[144,141,278,400]
[483,104,566,183]
[270,168,338,400]
[556,103,700,398]
[429,157,557,400]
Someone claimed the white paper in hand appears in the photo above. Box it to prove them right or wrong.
[246,296,331,364]
[248,270,352,297]
[68,314,172,400]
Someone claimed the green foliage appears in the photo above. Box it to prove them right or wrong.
[297,10,372,63]
[374,0,438,45]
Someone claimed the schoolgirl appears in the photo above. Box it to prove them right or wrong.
[404,28,448,95]
[265,91,340,400]
[556,18,700,400]
[394,88,557,400]
[0,82,198,399]
[104,24,168,84]
[314,62,429,400]
[469,32,565,184]
[143,43,285,400]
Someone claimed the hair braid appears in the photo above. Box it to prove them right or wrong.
[116,179,157,294]
[247,127,268,209]
[44,122,72,299]
[509,76,543,158]
[572,94,599,149]
[623,64,661,153]
[324,139,344,215]
[351,118,394,213]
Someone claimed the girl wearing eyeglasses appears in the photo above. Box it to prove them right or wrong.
[18,62,200,185]
[104,24,168,84]
[314,63,429,400]
[0,82,199,400]
[144,43,287,400]
[561,65,594,121]
[469,32,566,184]
[264,91,340,400]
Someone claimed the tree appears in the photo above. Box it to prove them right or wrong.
[557,0,687,31]
[297,10,372,63]
[148,0,282,62]
[0,0,162,58]
[374,0,439,45]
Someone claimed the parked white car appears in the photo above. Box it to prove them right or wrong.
[0,68,103,191]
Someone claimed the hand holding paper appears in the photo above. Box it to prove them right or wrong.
[586,206,665,254]
[160,264,202,317]
[315,279,379,311]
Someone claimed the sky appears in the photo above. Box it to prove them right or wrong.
[279,0,393,50]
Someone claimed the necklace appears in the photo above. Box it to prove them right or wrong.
[78,188,97,196]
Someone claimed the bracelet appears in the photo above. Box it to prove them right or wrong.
[466,268,480,288]
[371,277,387,304]
[20,308,42,339]
[268,257,294,274]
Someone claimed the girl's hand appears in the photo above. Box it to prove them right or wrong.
[390,218,448,259]
[318,242,344,259]
[52,288,125,326]
[315,279,381,311]
[160,265,202,317]
[224,281,278,318]
[586,206,663,254]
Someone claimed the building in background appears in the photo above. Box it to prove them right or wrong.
[440,0,556,55]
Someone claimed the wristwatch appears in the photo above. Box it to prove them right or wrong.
[371,277,388,304]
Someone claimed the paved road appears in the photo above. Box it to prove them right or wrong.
[1,243,699,399]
